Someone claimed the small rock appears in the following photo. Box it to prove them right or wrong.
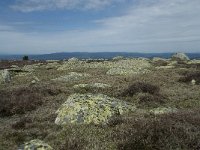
[112,56,124,61]
[73,83,111,89]
[68,57,79,63]
[31,80,36,84]
[191,79,196,85]
[18,139,53,150]
[1,69,11,83]
[149,107,178,115]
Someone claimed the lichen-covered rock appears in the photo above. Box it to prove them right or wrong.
[45,62,60,69]
[22,64,39,72]
[155,66,175,69]
[187,59,200,64]
[58,58,151,72]
[112,56,124,61]
[171,53,190,62]
[106,59,151,75]
[0,69,11,83]
[55,93,135,125]
[18,139,53,150]
[52,72,90,82]
[68,57,79,63]
[107,68,150,76]
[149,107,178,115]
[73,83,111,89]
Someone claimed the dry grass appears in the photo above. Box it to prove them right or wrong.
[0,60,200,150]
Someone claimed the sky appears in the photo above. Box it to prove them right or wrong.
[0,0,200,54]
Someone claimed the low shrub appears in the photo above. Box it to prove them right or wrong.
[179,71,200,84]
[121,82,160,97]
[0,85,61,117]
[12,118,33,130]
[137,93,166,108]
[59,137,88,150]
[22,55,29,61]
[113,110,200,150]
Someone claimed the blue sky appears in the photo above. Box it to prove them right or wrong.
[0,0,200,54]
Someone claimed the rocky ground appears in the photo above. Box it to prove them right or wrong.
[0,53,200,150]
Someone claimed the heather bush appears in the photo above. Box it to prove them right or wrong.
[179,71,200,84]
[113,110,200,150]
[121,82,160,97]
[0,85,61,117]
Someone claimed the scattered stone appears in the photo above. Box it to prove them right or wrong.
[1,69,11,83]
[155,66,175,69]
[31,80,37,84]
[22,65,37,72]
[18,139,53,150]
[187,59,200,64]
[171,52,190,62]
[73,83,111,89]
[52,72,90,82]
[149,107,178,115]
[31,76,40,84]
[191,79,196,85]
[112,56,124,61]
[46,60,60,62]
[45,62,60,70]
[106,59,151,75]
[10,65,19,68]
[55,93,135,125]
[68,57,79,63]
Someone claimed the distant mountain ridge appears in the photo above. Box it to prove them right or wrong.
[0,52,200,60]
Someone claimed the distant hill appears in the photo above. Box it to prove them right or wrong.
[0,52,200,60]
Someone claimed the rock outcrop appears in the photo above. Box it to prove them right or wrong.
[55,93,135,125]
[171,53,190,62]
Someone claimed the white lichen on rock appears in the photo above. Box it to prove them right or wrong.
[45,62,60,69]
[57,58,152,74]
[112,56,124,61]
[18,139,53,150]
[52,72,90,82]
[55,93,135,125]
[106,59,151,75]
[22,64,40,72]
[73,83,111,89]
[0,69,11,83]
[171,52,190,62]
[149,107,178,115]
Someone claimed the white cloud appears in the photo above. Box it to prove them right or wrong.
[11,0,124,12]
[1,0,200,54]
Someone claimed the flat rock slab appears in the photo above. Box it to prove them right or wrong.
[55,93,135,125]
